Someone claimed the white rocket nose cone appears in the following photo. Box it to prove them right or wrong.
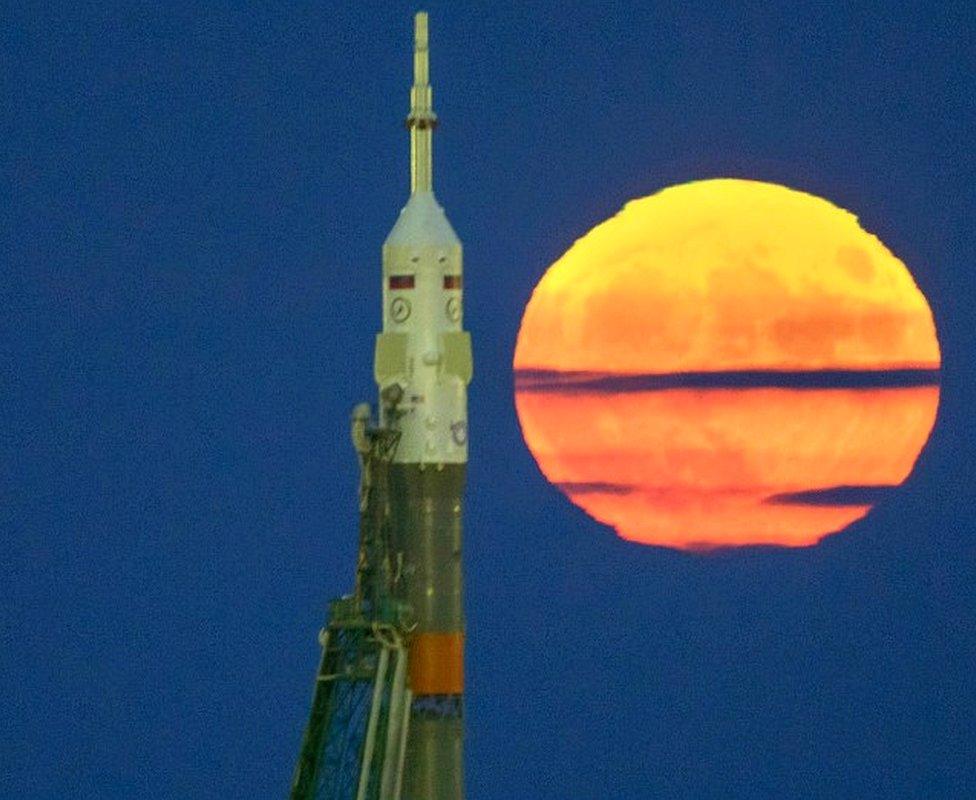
[384,192,460,249]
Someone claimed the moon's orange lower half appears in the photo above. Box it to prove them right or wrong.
[514,180,940,550]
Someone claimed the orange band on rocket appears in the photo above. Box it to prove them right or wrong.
[409,632,464,695]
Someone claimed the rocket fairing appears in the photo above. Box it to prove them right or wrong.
[378,11,470,469]
[377,12,472,800]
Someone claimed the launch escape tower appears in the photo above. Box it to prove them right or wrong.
[290,13,472,800]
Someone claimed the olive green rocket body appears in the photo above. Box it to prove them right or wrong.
[376,13,472,800]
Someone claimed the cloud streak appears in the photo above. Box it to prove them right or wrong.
[554,481,637,496]
[515,368,941,394]
[765,484,898,507]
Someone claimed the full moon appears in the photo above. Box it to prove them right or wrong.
[514,179,940,550]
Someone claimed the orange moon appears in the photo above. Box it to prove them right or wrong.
[514,179,940,550]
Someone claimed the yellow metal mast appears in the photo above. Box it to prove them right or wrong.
[408,12,436,195]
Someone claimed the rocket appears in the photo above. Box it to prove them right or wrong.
[376,11,471,800]
[289,13,469,800]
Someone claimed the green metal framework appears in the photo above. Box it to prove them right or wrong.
[290,422,414,800]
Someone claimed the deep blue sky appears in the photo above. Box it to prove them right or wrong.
[3,2,975,798]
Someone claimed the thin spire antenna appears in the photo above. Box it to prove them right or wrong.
[407,11,436,194]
